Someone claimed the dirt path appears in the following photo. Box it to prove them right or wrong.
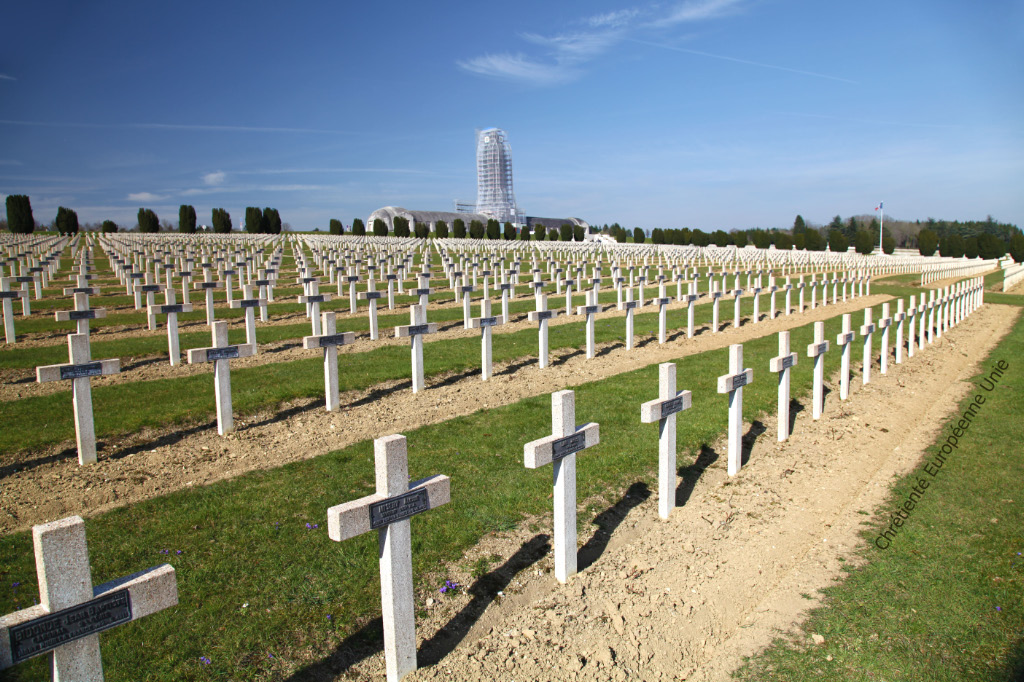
[315,302,1014,682]
[0,295,893,533]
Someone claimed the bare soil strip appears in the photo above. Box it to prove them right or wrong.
[0,295,891,533]
[340,302,1013,682]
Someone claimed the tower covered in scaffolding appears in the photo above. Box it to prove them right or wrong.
[475,128,520,224]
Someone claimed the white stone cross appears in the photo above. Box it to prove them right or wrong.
[304,312,356,411]
[653,285,671,344]
[732,285,744,328]
[751,282,762,323]
[769,331,798,442]
[524,390,600,583]
[36,333,121,465]
[469,299,504,380]
[836,314,855,400]
[0,515,177,680]
[194,275,221,326]
[327,434,450,682]
[859,308,876,385]
[640,363,692,519]
[684,283,698,339]
[711,283,723,333]
[879,303,892,374]
[358,282,385,340]
[298,283,332,336]
[135,276,165,331]
[717,344,753,476]
[56,291,106,337]
[618,287,639,350]
[0,277,18,343]
[229,284,268,348]
[187,321,256,435]
[395,304,438,393]
[806,321,829,420]
[907,295,918,358]
[577,291,600,358]
[894,299,906,364]
[459,282,475,329]
[527,293,559,369]
[149,300,194,366]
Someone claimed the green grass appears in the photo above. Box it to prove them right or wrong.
[1,292,874,456]
[0,306,893,681]
[734,308,1024,682]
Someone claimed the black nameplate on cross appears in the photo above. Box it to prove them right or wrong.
[551,431,587,461]
[9,589,132,664]
[60,363,103,380]
[207,346,240,361]
[660,396,684,418]
[534,310,554,321]
[406,324,430,336]
[67,310,97,320]
[368,488,430,529]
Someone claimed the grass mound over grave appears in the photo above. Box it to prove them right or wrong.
[1,309,873,681]
[734,310,1024,682]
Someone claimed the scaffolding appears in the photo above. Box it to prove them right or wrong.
[475,128,520,225]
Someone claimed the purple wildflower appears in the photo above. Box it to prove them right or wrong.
[199,656,212,665]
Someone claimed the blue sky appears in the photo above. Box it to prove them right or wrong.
[2,0,1022,231]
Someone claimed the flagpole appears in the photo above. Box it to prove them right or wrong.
[878,201,884,254]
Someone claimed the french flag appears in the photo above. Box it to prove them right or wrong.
[874,202,883,211]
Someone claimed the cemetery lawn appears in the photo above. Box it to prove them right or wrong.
[0,309,893,681]
[1,292,783,455]
[734,310,1024,682]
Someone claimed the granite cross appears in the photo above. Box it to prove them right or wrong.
[836,313,855,400]
[36,333,121,465]
[327,434,450,682]
[717,344,753,476]
[303,311,356,412]
[469,298,504,380]
[859,308,876,385]
[878,303,892,375]
[577,290,600,358]
[806,321,829,420]
[0,515,177,680]
[186,320,256,435]
[769,330,799,442]
[527,293,559,369]
[229,284,268,348]
[894,299,906,365]
[618,287,639,350]
[0,277,18,342]
[640,363,692,519]
[524,390,600,583]
[395,304,438,393]
[149,298,193,366]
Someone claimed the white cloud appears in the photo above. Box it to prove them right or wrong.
[586,9,640,28]
[127,191,162,202]
[651,0,747,26]
[522,30,621,59]
[457,54,578,86]
[0,74,15,81]
[203,171,226,186]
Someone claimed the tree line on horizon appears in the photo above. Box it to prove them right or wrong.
[327,216,588,243]
[1,197,287,235]
[597,214,1024,262]
[4,194,1022,262]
